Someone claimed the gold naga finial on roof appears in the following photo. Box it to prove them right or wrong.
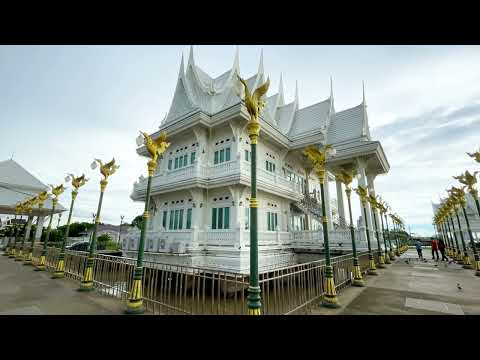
[467,149,480,163]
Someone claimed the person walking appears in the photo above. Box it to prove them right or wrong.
[415,239,423,261]
[438,238,448,261]
[431,237,439,261]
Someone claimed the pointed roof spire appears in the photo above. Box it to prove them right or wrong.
[232,45,240,72]
[330,76,333,98]
[258,48,264,75]
[178,52,185,79]
[187,45,195,68]
[362,80,366,105]
[294,80,299,109]
[278,72,285,105]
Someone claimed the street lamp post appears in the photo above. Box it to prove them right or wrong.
[9,204,22,258]
[16,198,34,261]
[2,218,12,256]
[446,201,462,263]
[304,144,339,308]
[448,187,473,269]
[336,169,364,287]
[376,196,392,264]
[368,194,386,268]
[23,197,39,265]
[454,169,480,274]
[355,186,377,275]
[52,174,88,279]
[119,215,124,247]
[125,132,170,314]
[79,158,119,291]
[238,74,270,315]
[35,184,64,271]
[379,200,395,261]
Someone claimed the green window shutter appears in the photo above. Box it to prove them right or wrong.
[174,210,179,230]
[272,164,275,172]
[186,208,192,229]
[225,147,230,161]
[224,207,230,229]
[212,208,217,229]
[184,154,188,166]
[218,207,224,229]
[267,212,271,231]
[169,210,174,230]
[274,213,278,230]
[174,157,178,169]
[245,207,249,230]
[179,209,184,230]
[245,150,249,161]
[191,152,196,163]
[220,149,225,163]
[214,151,219,165]
[168,159,172,170]
[162,211,167,228]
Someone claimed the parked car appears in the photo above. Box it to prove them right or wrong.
[66,241,123,256]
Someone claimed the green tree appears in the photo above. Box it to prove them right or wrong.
[97,233,112,250]
[131,215,143,230]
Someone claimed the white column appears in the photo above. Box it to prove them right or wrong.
[24,216,33,240]
[367,174,383,244]
[34,215,45,243]
[335,179,346,226]
[324,174,333,231]
[356,158,373,238]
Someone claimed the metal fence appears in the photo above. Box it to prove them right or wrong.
[29,246,380,315]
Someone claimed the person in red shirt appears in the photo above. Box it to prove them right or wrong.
[431,238,439,261]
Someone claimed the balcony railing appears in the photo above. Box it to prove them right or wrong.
[133,160,303,197]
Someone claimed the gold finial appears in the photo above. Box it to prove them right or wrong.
[237,75,270,144]
[49,184,65,199]
[303,145,336,182]
[139,131,171,176]
[92,158,120,181]
[467,149,480,163]
[354,185,369,205]
[67,173,89,191]
[453,170,478,197]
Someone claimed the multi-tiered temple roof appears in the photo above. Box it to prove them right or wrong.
[163,47,372,146]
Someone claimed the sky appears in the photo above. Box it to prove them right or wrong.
[1,45,479,236]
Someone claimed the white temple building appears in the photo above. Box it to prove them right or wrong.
[125,47,390,273]
[0,159,66,248]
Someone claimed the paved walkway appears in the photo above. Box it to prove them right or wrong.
[0,254,125,315]
[312,248,480,315]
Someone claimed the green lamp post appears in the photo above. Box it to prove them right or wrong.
[448,186,472,269]
[16,198,34,261]
[304,144,339,308]
[2,220,13,256]
[376,196,392,264]
[238,74,270,315]
[125,131,170,314]
[355,186,377,275]
[79,158,119,291]
[26,191,48,266]
[379,200,395,261]
[454,169,480,274]
[368,194,386,268]
[445,198,462,263]
[52,174,88,279]
[23,196,39,265]
[9,204,22,258]
[336,168,364,287]
[35,184,64,271]
[448,186,475,270]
